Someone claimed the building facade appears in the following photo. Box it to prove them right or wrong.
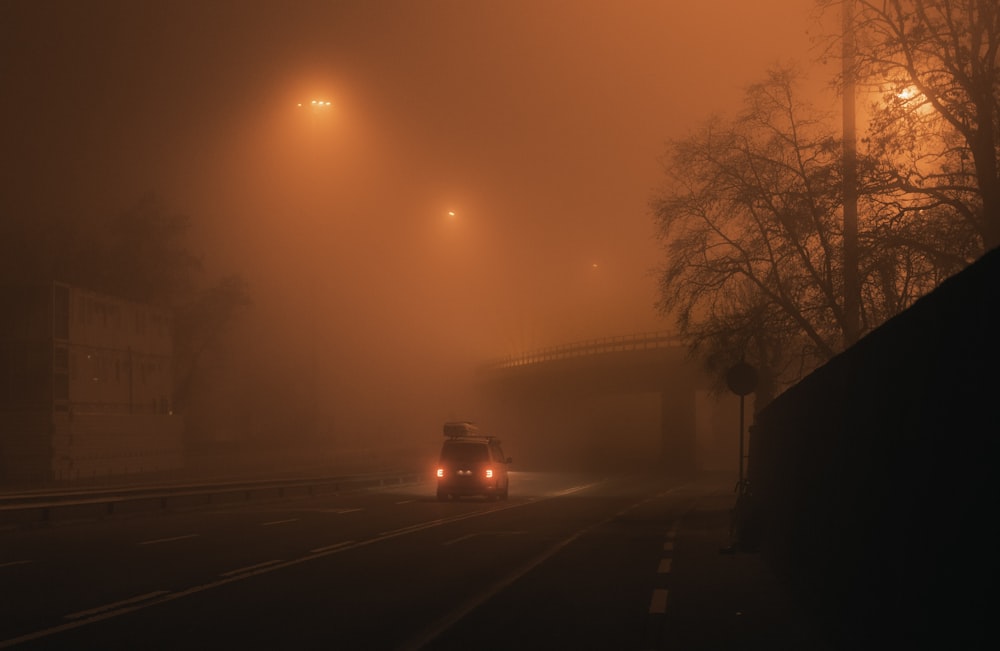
[0,282,183,483]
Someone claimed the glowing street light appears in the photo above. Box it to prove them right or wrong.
[297,100,334,121]
[295,97,335,440]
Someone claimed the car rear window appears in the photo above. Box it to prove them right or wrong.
[440,441,489,462]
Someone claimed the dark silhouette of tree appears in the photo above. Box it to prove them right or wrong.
[0,193,251,416]
[837,0,1000,250]
[653,68,956,402]
[88,194,203,305]
[0,193,200,305]
[172,275,252,414]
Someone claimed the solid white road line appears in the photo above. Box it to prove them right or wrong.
[219,559,284,577]
[64,591,169,620]
[0,480,606,650]
[0,560,33,569]
[398,504,619,651]
[138,533,200,546]
[260,518,298,526]
[443,531,527,546]
[309,541,356,554]
[550,481,603,497]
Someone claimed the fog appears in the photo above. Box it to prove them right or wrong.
[1,1,825,468]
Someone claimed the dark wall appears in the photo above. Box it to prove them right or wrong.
[478,347,706,473]
[747,246,999,648]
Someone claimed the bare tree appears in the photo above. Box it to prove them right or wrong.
[655,70,842,402]
[844,0,1000,250]
[653,68,949,402]
[0,193,252,417]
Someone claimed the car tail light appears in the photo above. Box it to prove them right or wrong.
[436,468,444,478]
[485,468,493,478]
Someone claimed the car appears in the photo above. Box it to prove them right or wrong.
[435,421,512,501]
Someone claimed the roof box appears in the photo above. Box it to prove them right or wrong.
[443,421,480,438]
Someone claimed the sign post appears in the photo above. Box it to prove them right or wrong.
[726,361,758,493]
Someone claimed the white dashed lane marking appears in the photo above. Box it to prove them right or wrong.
[649,521,677,621]
[260,518,298,526]
[649,589,669,614]
[64,591,169,620]
[138,534,200,546]
[0,560,33,568]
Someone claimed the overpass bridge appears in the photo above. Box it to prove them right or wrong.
[477,332,738,474]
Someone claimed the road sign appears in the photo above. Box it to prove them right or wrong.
[726,361,758,396]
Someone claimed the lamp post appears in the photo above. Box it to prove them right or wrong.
[842,0,861,346]
[297,98,334,440]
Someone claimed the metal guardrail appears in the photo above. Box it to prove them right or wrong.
[0,470,424,530]
[488,331,682,370]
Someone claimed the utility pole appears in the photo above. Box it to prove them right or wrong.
[842,0,861,346]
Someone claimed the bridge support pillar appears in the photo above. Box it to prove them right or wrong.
[660,386,696,474]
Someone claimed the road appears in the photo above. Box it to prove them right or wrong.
[0,471,822,650]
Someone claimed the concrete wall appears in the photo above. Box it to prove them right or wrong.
[747,246,998,648]
[0,411,53,483]
[0,283,183,485]
[51,412,184,480]
[0,412,184,483]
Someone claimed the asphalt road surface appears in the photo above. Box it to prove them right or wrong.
[0,471,821,650]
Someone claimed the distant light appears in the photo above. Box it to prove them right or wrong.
[592,263,599,269]
[448,211,456,217]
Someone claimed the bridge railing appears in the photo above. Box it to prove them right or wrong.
[488,331,682,370]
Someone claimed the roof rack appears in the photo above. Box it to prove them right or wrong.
[442,421,480,438]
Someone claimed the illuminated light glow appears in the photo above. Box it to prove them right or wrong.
[485,468,493,478]
[436,468,444,478]
[592,263,599,269]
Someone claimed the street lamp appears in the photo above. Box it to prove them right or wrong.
[298,99,333,112]
[297,98,335,441]
[842,0,860,346]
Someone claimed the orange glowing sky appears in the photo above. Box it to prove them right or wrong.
[1,0,829,435]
